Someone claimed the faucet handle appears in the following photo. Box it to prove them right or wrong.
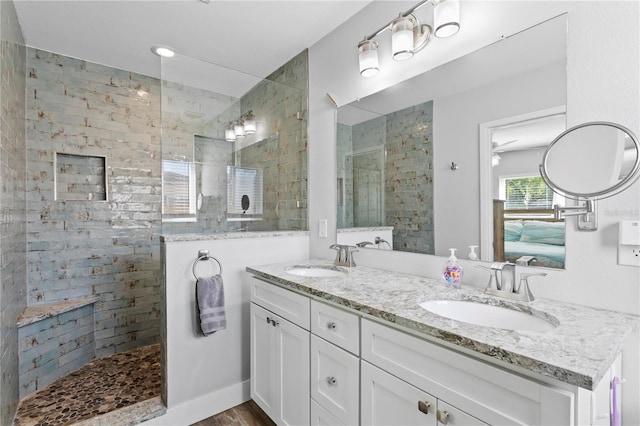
[345,245,358,267]
[476,265,501,291]
[516,272,547,302]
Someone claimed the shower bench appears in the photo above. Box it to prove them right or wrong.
[16,296,98,398]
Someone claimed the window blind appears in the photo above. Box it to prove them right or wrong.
[163,160,196,216]
[227,166,263,215]
[504,176,554,210]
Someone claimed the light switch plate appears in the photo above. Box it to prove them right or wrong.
[318,219,327,238]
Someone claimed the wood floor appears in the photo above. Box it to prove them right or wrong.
[192,400,276,426]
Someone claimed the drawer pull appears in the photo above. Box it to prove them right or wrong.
[417,400,431,415]
[327,321,337,330]
[266,317,278,327]
[326,376,337,386]
[437,410,449,424]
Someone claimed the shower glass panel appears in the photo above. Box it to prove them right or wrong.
[160,52,308,234]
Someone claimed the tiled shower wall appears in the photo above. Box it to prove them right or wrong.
[240,50,308,231]
[385,101,434,253]
[337,101,434,253]
[25,48,162,357]
[161,50,308,233]
[0,1,26,423]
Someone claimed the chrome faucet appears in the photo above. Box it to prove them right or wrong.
[478,262,546,302]
[329,244,358,267]
[356,241,373,248]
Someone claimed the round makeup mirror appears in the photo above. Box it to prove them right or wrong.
[540,122,640,200]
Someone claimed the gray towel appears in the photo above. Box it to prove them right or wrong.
[196,274,226,336]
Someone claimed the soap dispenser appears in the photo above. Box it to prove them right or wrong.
[443,248,463,288]
[468,245,478,260]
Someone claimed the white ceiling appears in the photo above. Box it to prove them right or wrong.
[12,0,372,81]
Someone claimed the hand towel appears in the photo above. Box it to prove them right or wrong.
[196,274,226,336]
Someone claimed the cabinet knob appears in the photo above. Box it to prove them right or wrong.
[437,410,449,425]
[266,316,272,324]
[327,321,337,330]
[274,320,279,327]
[326,376,337,386]
[417,400,431,415]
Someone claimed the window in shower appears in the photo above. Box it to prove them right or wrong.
[162,160,196,221]
[227,166,263,220]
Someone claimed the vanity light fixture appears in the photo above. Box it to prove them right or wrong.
[391,16,416,60]
[225,110,257,141]
[234,121,245,138]
[434,0,460,38]
[243,112,257,134]
[357,39,379,77]
[225,127,236,142]
[357,0,458,77]
[150,45,176,58]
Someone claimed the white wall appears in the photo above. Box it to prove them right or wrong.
[309,1,639,423]
[433,61,566,256]
[151,234,308,425]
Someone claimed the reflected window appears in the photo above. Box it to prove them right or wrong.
[499,175,560,210]
[227,166,263,217]
[162,160,196,221]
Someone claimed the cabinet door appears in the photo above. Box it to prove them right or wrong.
[437,401,488,426]
[277,312,310,426]
[361,361,437,426]
[250,303,277,418]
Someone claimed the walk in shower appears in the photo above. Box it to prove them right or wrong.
[7,38,309,423]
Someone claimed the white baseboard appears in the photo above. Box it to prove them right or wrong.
[144,380,250,425]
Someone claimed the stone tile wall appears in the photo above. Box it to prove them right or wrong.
[25,48,162,358]
[18,304,95,397]
[0,0,26,423]
[239,50,308,231]
[337,101,434,253]
[336,123,352,229]
[160,79,238,234]
[161,50,308,233]
[385,101,434,253]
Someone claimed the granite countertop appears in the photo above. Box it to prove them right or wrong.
[161,230,308,243]
[246,260,639,391]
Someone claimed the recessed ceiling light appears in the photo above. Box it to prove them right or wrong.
[150,45,175,58]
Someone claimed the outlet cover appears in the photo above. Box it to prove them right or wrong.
[618,245,640,267]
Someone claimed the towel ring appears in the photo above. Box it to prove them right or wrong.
[192,250,223,280]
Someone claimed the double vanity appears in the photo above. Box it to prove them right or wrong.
[247,260,638,426]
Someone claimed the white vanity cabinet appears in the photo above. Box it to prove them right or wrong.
[248,273,622,426]
[250,278,310,426]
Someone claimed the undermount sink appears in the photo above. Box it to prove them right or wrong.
[285,265,346,278]
[419,300,557,332]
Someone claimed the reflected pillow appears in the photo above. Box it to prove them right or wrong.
[519,221,565,246]
[504,220,524,242]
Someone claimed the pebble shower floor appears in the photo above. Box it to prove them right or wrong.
[13,344,161,426]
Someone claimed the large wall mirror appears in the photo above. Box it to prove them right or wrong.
[336,14,568,269]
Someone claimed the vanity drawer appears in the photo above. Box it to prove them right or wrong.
[250,277,310,330]
[311,300,360,355]
[311,335,359,425]
[311,399,345,426]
